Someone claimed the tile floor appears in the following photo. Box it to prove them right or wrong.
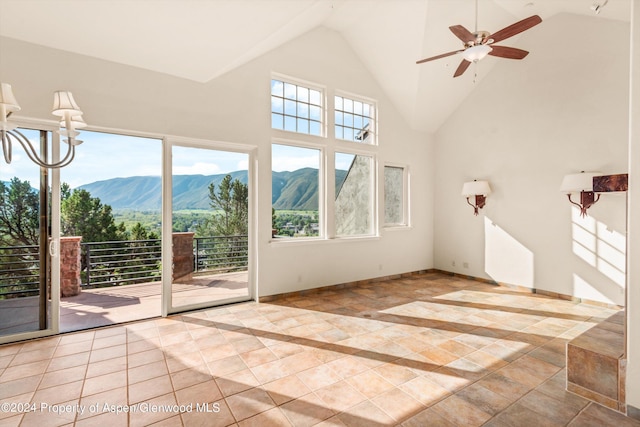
[0,271,639,426]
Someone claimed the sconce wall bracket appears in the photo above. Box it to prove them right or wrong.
[466,195,486,216]
[567,191,600,217]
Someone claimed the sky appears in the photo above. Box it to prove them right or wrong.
[1,129,353,188]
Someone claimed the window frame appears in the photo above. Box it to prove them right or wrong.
[271,74,326,138]
[334,90,377,146]
[270,138,325,242]
[383,162,410,229]
[269,76,388,245]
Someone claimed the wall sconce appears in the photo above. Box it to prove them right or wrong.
[462,180,491,215]
[560,171,602,217]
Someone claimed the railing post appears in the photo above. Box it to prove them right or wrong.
[84,244,91,287]
[195,237,200,273]
[60,236,83,297]
[172,232,195,282]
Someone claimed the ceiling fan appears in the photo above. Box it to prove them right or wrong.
[416,10,542,78]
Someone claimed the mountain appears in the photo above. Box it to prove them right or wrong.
[78,169,347,211]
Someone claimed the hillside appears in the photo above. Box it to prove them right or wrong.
[78,168,348,211]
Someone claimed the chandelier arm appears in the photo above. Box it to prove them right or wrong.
[1,130,12,163]
[8,129,75,169]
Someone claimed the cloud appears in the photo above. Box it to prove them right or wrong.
[237,159,249,171]
[173,162,222,175]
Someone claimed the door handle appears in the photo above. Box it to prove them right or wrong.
[49,239,58,257]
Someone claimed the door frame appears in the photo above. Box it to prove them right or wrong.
[0,118,61,344]
[161,136,257,317]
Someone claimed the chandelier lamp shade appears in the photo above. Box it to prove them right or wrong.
[462,179,491,215]
[0,82,86,169]
[560,171,602,217]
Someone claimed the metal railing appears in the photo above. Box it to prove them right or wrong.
[82,239,162,289]
[1,235,249,293]
[0,245,40,298]
[81,235,248,289]
[194,235,248,273]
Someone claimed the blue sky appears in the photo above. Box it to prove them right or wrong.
[1,129,350,188]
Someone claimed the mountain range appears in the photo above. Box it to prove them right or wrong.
[78,168,347,211]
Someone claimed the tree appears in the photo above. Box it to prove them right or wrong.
[61,188,126,242]
[130,222,158,240]
[196,174,248,237]
[0,178,40,246]
[195,174,248,273]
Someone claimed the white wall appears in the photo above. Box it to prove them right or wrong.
[433,13,630,305]
[0,26,433,298]
[626,0,640,414]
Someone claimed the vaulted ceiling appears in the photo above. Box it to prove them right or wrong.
[0,0,631,133]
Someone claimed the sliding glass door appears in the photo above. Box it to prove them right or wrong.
[0,128,58,343]
[163,140,253,315]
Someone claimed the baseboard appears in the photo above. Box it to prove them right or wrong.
[628,405,640,421]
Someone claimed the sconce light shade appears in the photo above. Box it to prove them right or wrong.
[560,172,602,193]
[462,180,491,197]
[462,180,491,216]
[560,171,602,217]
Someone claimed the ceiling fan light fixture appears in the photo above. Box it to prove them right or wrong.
[460,44,492,62]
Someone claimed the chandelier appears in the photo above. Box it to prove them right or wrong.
[0,82,86,169]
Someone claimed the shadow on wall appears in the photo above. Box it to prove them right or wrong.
[484,217,535,287]
[571,206,625,305]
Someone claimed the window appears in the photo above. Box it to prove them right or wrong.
[335,152,374,236]
[271,143,321,239]
[335,95,376,144]
[384,165,408,226]
[271,79,323,136]
[270,77,385,242]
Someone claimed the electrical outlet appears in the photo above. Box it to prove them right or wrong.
[463,262,469,268]
[452,260,456,267]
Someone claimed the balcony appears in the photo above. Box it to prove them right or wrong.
[0,234,250,336]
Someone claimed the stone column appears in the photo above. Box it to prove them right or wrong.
[60,236,82,297]
[172,232,194,282]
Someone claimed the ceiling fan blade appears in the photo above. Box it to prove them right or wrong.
[453,59,471,78]
[449,25,474,43]
[488,45,529,60]
[416,50,461,64]
[489,15,542,44]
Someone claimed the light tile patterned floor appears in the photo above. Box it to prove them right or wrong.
[0,272,638,426]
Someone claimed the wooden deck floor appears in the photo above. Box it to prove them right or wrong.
[0,271,249,336]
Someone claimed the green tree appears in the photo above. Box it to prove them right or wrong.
[197,174,248,237]
[0,178,42,298]
[0,178,40,246]
[195,174,248,273]
[130,222,159,240]
[61,188,126,242]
